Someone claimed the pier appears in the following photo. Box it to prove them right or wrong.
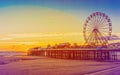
[28,49,120,61]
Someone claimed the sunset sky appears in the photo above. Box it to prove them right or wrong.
[0,0,120,51]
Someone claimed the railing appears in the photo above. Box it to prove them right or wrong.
[28,49,120,61]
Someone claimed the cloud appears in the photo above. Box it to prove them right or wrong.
[97,35,120,41]
[0,33,83,42]
[6,33,82,38]
[0,37,13,40]
[109,35,120,40]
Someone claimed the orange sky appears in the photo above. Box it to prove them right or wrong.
[0,6,84,52]
[0,33,84,52]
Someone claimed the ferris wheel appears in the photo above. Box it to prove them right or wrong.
[83,12,112,46]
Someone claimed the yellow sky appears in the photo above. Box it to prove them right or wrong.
[0,6,82,34]
[0,6,83,51]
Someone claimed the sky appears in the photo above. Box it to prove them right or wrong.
[0,0,120,51]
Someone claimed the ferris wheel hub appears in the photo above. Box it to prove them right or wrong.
[93,29,98,32]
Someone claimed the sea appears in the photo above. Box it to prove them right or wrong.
[0,51,27,56]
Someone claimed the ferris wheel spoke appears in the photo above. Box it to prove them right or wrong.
[98,21,104,29]
[95,15,99,26]
[99,32,108,35]
[98,15,103,26]
[100,21,107,27]
[100,25,109,27]
[90,14,96,26]
[97,32,107,44]
[98,16,105,26]
[100,24,109,28]
[97,15,102,26]
[86,30,92,33]
[88,35,93,44]
[86,28,92,31]
[99,31,107,34]
[96,16,101,26]
[87,24,93,28]
[101,31,108,36]
[101,34,108,39]
[101,19,109,27]
[104,23,111,26]
[96,33,103,45]
[100,31,109,35]
[94,14,98,27]
[99,15,104,24]
[98,18,107,28]
[89,17,95,27]
[100,29,109,32]
[100,31,108,35]
[91,34,96,44]
[99,24,109,28]
[100,31,109,34]
[88,33,94,42]
[91,15,96,27]
[91,19,96,27]
[93,34,98,45]
[99,29,109,32]
[89,21,94,27]
[98,32,108,44]
[99,27,108,30]
[96,35,102,44]
[86,27,92,30]
[98,33,104,45]
[86,29,92,32]
[100,32,108,41]
[100,25,108,30]
[100,33,107,42]
[86,33,93,43]
[99,29,109,31]
[96,31,103,45]
[99,17,107,26]
[94,31,99,45]
[101,21,109,27]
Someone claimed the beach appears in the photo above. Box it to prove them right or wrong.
[0,56,120,75]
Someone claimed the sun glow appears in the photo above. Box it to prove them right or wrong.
[0,33,84,52]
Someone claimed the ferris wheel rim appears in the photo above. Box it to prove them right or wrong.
[83,12,112,46]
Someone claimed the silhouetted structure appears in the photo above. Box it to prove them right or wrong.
[28,49,120,61]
